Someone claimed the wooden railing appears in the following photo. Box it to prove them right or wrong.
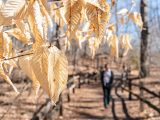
[118,74,160,114]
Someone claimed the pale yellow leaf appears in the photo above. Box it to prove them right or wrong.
[85,3,110,48]
[28,1,44,50]
[86,0,109,12]
[120,34,132,56]
[19,45,68,103]
[19,54,40,96]
[0,62,19,93]
[30,46,68,103]
[119,17,125,24]
[117,8,128,16]
[16,21,32,43]
[88,37,98,58]
[108,35,119,58]
[0,0,27,22]
[2,32,13,58]
[38,0,53,34]
[6,28,31,44]
[61,0,84,40]
[0,32,3,59]
[129,12,143,30]
[108,24,115,32]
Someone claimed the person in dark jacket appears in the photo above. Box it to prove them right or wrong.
[101,64,114,108]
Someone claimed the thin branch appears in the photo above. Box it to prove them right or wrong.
[48,0,62,3]
[2,52,34,61]
[52,5,64,11]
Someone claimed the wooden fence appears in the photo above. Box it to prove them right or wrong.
[119,72,160,114]
[32,72,98,120]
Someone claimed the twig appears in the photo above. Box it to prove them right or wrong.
[2,52,34,61]
[52,5,64,10]
[48,0,62,3]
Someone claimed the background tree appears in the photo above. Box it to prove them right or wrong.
[140,0,150,77]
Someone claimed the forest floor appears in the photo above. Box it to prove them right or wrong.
[57,67,160,120]
[0,67,159,120]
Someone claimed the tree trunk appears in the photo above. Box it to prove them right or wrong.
[55,24,61,49]
[140,0,149,78]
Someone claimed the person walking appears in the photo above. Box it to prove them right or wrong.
[101,64,114,108]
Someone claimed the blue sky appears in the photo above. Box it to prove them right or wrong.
[108,0,160,47]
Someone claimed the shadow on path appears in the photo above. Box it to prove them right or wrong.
[114,80,144,120]
[111,98,119,120]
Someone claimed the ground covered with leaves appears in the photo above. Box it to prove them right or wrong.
[59,69,160,120]
[0,67,159,120]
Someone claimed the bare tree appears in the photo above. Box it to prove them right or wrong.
[140,0,150,77]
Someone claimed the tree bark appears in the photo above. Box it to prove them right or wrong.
[140,0,149,78]
[55,24,61,49]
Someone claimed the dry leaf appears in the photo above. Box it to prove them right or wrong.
[2,32,13,58]
[119,17,125,24]
[111,0,116,6]
[117,8,128,16]
[0,32,3,59]
[108,35,119,58]
[0,0,27,25]
[86,0,109,12]
[61,0,84,40]
[108,24,115,32]
[129,12,143,30]
[19,54,40,96]
[0,62,19,93]
[6,28,31,44]
[28,0,44,50]
[85,2,110,48]
[19,45,68,103]
[120,34,132,56]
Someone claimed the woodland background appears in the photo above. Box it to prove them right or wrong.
[0,0,160,120]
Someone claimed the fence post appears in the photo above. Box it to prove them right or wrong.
[73,87,75,94]
[97,57,99,69]
[59,95,63,116]
[87,79,90,85]
[67,92,70,102]
[139,82,144,112]
[78,77,81,88]
[159,92,160,106]
[128,79,132,100]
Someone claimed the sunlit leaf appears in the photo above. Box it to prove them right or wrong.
[2,32,13,58]
[129,12,143,30]
[108,35,119,58]
[0,62,19,93]
[117,8,128,16]
[120,34,132,56]
[111,0,116,6]
[6,28,31,44]
[60,0,84,40]
[19,45,68,103]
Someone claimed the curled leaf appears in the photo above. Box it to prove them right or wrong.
[2,32,13,58]
[0,62,19,93]
[6,28,31,44]
[108,35,119,58]
[19,45,68,103]
[117,8,128,16]
[129,12,143,30]
[61,0,84,40]
[120,34,132,56]
[86,0,109,12]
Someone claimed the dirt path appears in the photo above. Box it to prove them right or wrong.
[59,79,160,120]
